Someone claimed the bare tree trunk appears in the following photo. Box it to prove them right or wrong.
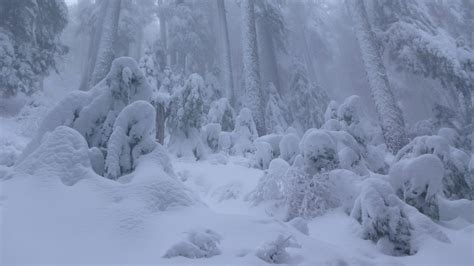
[158,0,168,67]
[79,1,108,91]
[242,0,265,136]
[348,0,407,153]
[155,103,166,144]
[89,0,122,87]
[217,0,235,106]
[257,19,281,95]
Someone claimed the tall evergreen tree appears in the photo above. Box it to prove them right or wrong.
[242,0,265,136]
[347,0,408,153]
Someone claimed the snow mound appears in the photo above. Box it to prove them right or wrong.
[163,229,222,259]
[15,126,93,185]
[255,234,301,264]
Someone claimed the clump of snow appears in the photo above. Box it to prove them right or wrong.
[255,234,301,264]
[389,154,444,220]
[163,229,222,259]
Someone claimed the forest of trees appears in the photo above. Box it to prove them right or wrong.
[1,0,473,263]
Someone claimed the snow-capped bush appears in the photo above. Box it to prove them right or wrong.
[163,229,222,259]
[300,130,339,175]
[218,131,233,154]
[396,135,473,200]
[207,98,235,131]
[105,101,157,180]
[167,73,207,159]
[255,235,300,264]
[201,123,221,153]
[279,133,300,165]
[351,178,414,256]
[253,141,273,169]
[255,134,283,159]
[88,147,104,176]
[20,57,152,161]
[337,95,368,145]
[15,126,93,186]
[265,83,289,134]
[247,158,290,205]
[232,108,258,155]
[389,154,444,220]
[324,100,339,121]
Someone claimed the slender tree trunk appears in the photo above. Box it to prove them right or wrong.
[348,0,407,153]
[155,103,166,144]
[158,0,168,67]
[257,19,281,95]
[217,0,235,106]
[89,0,122,87]
[242,0,265,136]
[79,1,108,91]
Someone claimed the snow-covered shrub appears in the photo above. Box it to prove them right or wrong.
[410,119,436,138]
[232,108,258,155]
[255,235,300,264]
[167,73,205,138]
[247,158,290,205]
[15,126,93,186]
[20,57,152,160]
[253,141,273,169]
[201,123,221,153]
[279,133,300,165]
[167,73,207,159]
[389,154,444,220]
[139,48,160,93]
[265,83,289,134]
[105,101,157,180]
[287,217,309,235]
[396,135,473,200]
[207,98,235,131]
[300,130,339,176]
[256,134,283,157]
[163,229,221,259]
[337,95,368,145]
[218,131,233,154]
[351,178,414,256]
[324,100,338,121]
[438,128,463,149]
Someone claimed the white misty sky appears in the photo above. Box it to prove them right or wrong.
[65,0,78,5]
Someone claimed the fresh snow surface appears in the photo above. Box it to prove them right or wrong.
[1,117,473,265]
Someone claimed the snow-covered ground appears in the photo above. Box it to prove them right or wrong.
[1,115,473,265]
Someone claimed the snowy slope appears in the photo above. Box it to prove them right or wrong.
[0,116,473,265]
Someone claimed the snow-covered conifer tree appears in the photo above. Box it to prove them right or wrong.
[347,0,407,153]
[241,0,265,136]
